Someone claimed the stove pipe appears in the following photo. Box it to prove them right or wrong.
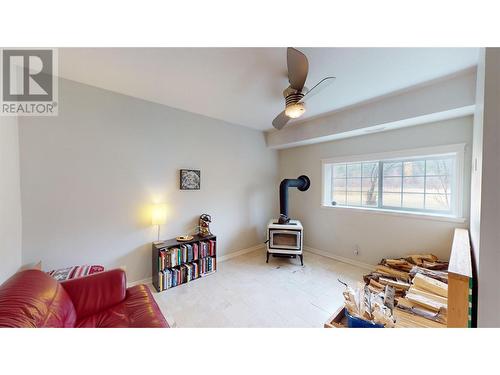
[279,175,310,220]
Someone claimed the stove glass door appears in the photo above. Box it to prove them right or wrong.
[270,230,300,250]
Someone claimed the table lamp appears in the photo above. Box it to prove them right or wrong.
[152,203,167,243]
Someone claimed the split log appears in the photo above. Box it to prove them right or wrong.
[395,301,447,324]
[363,273,378,284]
[406,293,447,312]
[396,297,444,315]
[382,259,414,272]
[393,308,446,328]
[375,265,410,281]
[422,260,449,270]
[384,285,395,310]
[406,254,439,265]
[408,286,447,305]
[395,297,414,309]
[412,273,448,298]
[378,277,411,291]
[409,266,448,284]
[369,279,385,290]
[368,285,383,295]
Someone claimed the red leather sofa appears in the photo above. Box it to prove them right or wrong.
[0,268,168,328]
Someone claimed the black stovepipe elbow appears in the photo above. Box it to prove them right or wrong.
[279,175,311,218]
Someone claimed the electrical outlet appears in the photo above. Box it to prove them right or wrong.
[354,245,360,256]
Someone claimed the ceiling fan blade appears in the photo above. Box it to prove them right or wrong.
[300,76,336,103]
[272,110,290,130]
[287,47,309,91]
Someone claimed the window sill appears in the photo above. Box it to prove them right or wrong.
[320,204,467,223]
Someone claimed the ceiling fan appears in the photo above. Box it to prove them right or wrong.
[272,48,336,130]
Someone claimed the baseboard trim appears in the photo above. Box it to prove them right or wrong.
[303,246,375,271]
[217,244,265,262]
[127,277,152,287]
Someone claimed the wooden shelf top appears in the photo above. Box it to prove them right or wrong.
[448,228,472,278]
[154,234,216,249]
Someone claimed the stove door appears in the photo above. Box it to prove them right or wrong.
[269,229,301,250]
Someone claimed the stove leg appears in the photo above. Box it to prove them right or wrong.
[266,252,270,263]
[299,254,303,266]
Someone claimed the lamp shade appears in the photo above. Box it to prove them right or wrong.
[151,203,167,225]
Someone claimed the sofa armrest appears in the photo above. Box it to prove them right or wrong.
[61,269,126,319]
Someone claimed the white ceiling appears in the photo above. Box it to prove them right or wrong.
[58,48,479,131]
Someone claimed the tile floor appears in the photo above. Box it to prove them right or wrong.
[150,249,367,327]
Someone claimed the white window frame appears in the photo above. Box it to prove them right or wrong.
[321,144,466,220]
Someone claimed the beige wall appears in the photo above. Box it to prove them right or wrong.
[18,78,278,283]
[278,117,472,265]
[0,115,22,284]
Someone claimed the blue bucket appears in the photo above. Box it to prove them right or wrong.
[345,310,384,328]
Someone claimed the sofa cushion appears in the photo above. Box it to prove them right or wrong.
[75,285,168,328]
[61,269,127,319]
[0,270,77,328]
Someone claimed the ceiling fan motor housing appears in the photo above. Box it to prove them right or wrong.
[283,86,305,106]
[283,86,306,118]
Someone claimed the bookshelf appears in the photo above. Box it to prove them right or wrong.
[152,234,217,292]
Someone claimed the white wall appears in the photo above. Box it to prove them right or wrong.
[18,78,278,283]
[278,117,472,265]
[0,115,23,283]
[470,50,484,273]
[470,48,500,327]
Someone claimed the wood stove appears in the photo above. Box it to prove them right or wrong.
[267,219,303,264]
[266,175,310,266]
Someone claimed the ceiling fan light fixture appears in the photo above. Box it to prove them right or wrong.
[285,102,306,119]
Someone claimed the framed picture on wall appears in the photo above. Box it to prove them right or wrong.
[180,169,201,190]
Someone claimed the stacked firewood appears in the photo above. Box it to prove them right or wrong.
[363,254,449,325]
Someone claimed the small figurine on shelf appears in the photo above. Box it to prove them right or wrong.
[199,214,212,237]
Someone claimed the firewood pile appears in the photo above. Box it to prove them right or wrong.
[341,282,396,327]
[363,254,449,325]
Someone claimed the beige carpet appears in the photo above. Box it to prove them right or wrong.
[150,248,367,327]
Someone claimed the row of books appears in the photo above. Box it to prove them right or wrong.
[158,257,216,291]
[199,240,216,259]
[158,240,216,271]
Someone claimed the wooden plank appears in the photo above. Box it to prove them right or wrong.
[324,306,347,328]
[448,228,472,278]
[394,309,446,328]
[447,228,472,328]
[447,273,471,328]
[413,273,448,297]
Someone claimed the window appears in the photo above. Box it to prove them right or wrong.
[322,144,465,218]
